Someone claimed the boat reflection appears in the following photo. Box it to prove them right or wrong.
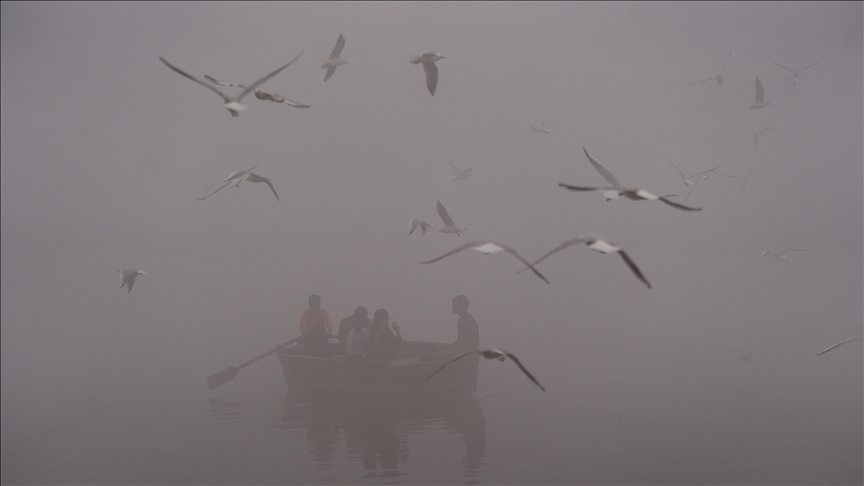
[277,389,487,483]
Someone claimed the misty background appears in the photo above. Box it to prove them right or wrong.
[1,2,861,484]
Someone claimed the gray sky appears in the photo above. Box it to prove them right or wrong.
[2,2,861,483]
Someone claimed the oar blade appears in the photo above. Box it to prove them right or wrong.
[207,366,239,390]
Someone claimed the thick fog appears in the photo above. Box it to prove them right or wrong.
[2,2,861,484]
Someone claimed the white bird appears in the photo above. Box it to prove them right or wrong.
[817,335,863,356]
[244,173,280,203]
[426,349,546,391]
[679,170,735,202]
[223,161,260,184]
[203,75,310,108]
[119,269,146,292]
[769,57,821,84]
[517,235,651,288]
[760,248,805,260]
[559,147,702,211]
[160,51,304,117]
[407,218,434,235]
[321,33,347,82]
[753,128,775,152]
[410,52,446,96]
[449,159,473,182]
[664,156,720,187]
[420,241,549,284]
[530,122,551,134]
[435,200,466,235]
[689,51,732,88]
[749,77,772,110]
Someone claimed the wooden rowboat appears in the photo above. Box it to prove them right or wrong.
[276,340,479,395]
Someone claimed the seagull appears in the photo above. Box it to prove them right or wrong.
[530,122,551,134]
[760,248,805,260]
[244,173,280,203]
[435,200,466,235]
[203,75,310,108]
[689,51,732,88]
[769,57,821,84]
[160,51,304,117]
[749,77,772,110]
[420,241,549,284]
[736,352,753,364]
[517,235,651,288]
[321,33,347,82]
[753,128,775,152]
[728,169,755,191]
[411,52,446,95]
[559,147,702,211]
[223,161,260,184]
[426,349,546,391]
[197,162,261,201]
[679,170,735,202]
[119,269,146,292]
[817,335,863,356]
[449,159,473,182]
[407,218,434,235]
[664,156,720,187]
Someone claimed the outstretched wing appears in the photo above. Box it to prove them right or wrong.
[689,76,716,86]
[329,33,345,60]
[449,159,462,175]
[798,56,822,73]
[755,77,765,103]
[237,51,305,101]
[503,352,546,391]
[436,200,456,227]
[617,251,651,289]
[559,183,603,192]
[420,242,482,265]
[203,75,248,89]
[658,196,702,211]
[690,165,720,179]
[160,57,232,103]
[500,245,549,284]
[718,51,732,73]
[768,58,795,74]
[423,61,439,95]
[324,65,338,82]
[196,181,231,201]
[517,237,588,274]
[582,147,621,187]
[425,351,478,381]
[258,178,280,202]
[664,156,687,182]
[817,336,863,356]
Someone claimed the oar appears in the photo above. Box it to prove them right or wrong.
[206,334,339,390]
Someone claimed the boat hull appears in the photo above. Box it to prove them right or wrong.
[276,340,479,395]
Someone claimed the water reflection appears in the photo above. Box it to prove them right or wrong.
[209,391,487,484]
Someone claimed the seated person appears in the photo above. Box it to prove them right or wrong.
[369,308,402,360]
[345,318,374,359]
[338,307,371,344]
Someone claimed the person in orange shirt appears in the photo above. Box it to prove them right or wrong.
[299,294,332,357]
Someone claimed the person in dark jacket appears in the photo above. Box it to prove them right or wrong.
[369,308,402,359]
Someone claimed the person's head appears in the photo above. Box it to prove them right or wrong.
[308,294,320,311]
[452,295,469,314]
[372,309,389,329]
[353,307,368,319]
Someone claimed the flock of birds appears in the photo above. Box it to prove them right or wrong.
[120,36,857,392]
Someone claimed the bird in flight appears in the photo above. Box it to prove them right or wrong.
[244,173,280,203]
[530,122,552,134]
[411,52,446,95]
[160,51,304,117]
[559,147,702,211]
[407,218,434,235]
[321,33,347,82]
[426,349,546,391]
[689,51,732,88]
[517,235,651,288]
[749,77,772,110]
[769,57,821,84]
[197,162,260,201]
[420,240,549,284]
[203,75,310,108]
[753,128,775,152]
[736,352,753,364]
[119,269,146,292]
[435,200,466,236]
[664,156,720,188]
[760,248,805,260]
[817,334,862,356]
[449,159,473,182]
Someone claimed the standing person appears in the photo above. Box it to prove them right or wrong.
[299,294,333,357]
[443,295,479,354]
[369,309,402,360]
[338,307,371,344]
